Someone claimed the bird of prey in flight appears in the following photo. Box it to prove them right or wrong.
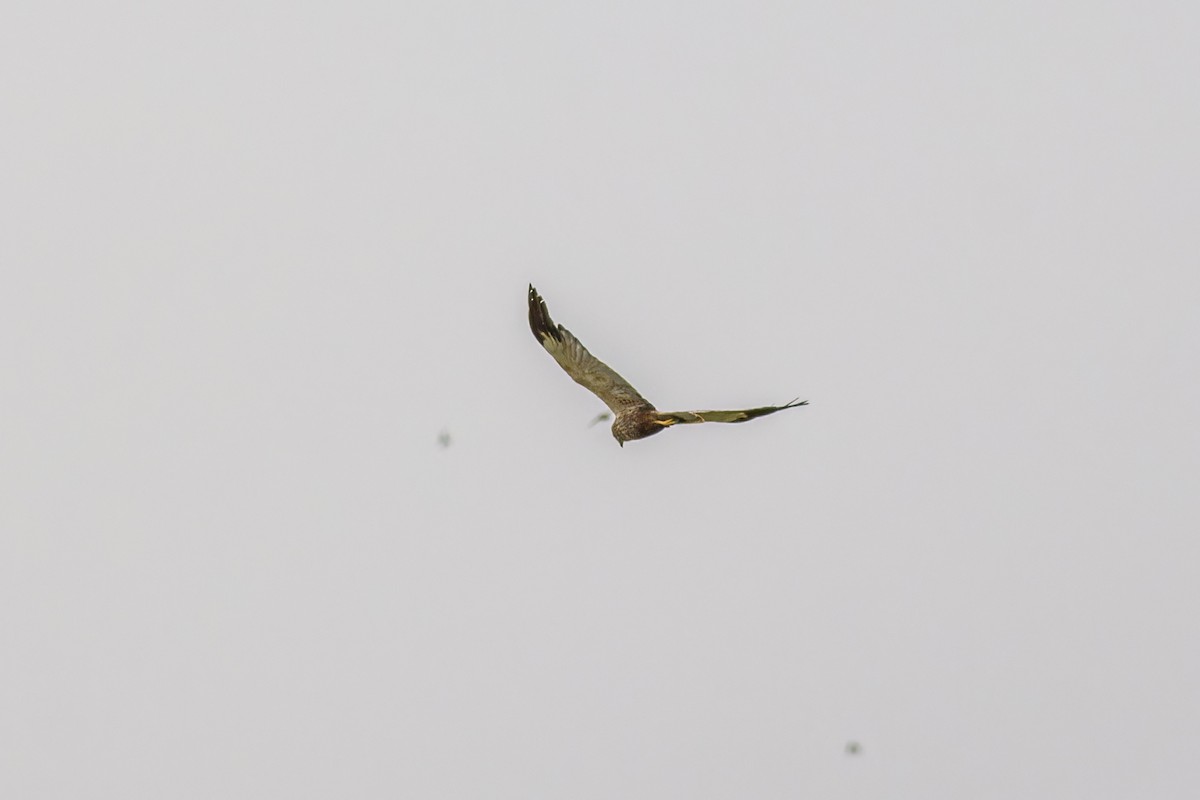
[528,285,807,446]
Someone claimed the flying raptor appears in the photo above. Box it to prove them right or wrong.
[528,285,807,446]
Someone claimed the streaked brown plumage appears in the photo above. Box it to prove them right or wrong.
[528,285,807,446]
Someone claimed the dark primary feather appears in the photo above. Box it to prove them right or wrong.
[527,284,563,344]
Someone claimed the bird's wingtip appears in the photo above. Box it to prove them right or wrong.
[528,284,561,343]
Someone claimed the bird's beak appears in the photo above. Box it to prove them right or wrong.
[619,441,623,448]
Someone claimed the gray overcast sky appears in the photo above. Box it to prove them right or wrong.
[4,2,1199,798]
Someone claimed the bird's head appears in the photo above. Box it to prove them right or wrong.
[611,414,669,447]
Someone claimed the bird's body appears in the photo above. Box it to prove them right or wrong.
[528,285,807,446]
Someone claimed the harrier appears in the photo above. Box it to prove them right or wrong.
[528,285,807,446]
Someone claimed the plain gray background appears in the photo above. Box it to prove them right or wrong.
[4,2,1198,797]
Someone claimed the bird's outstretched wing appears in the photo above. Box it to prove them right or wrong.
[657,399,808,425]
[528,285,654,414]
